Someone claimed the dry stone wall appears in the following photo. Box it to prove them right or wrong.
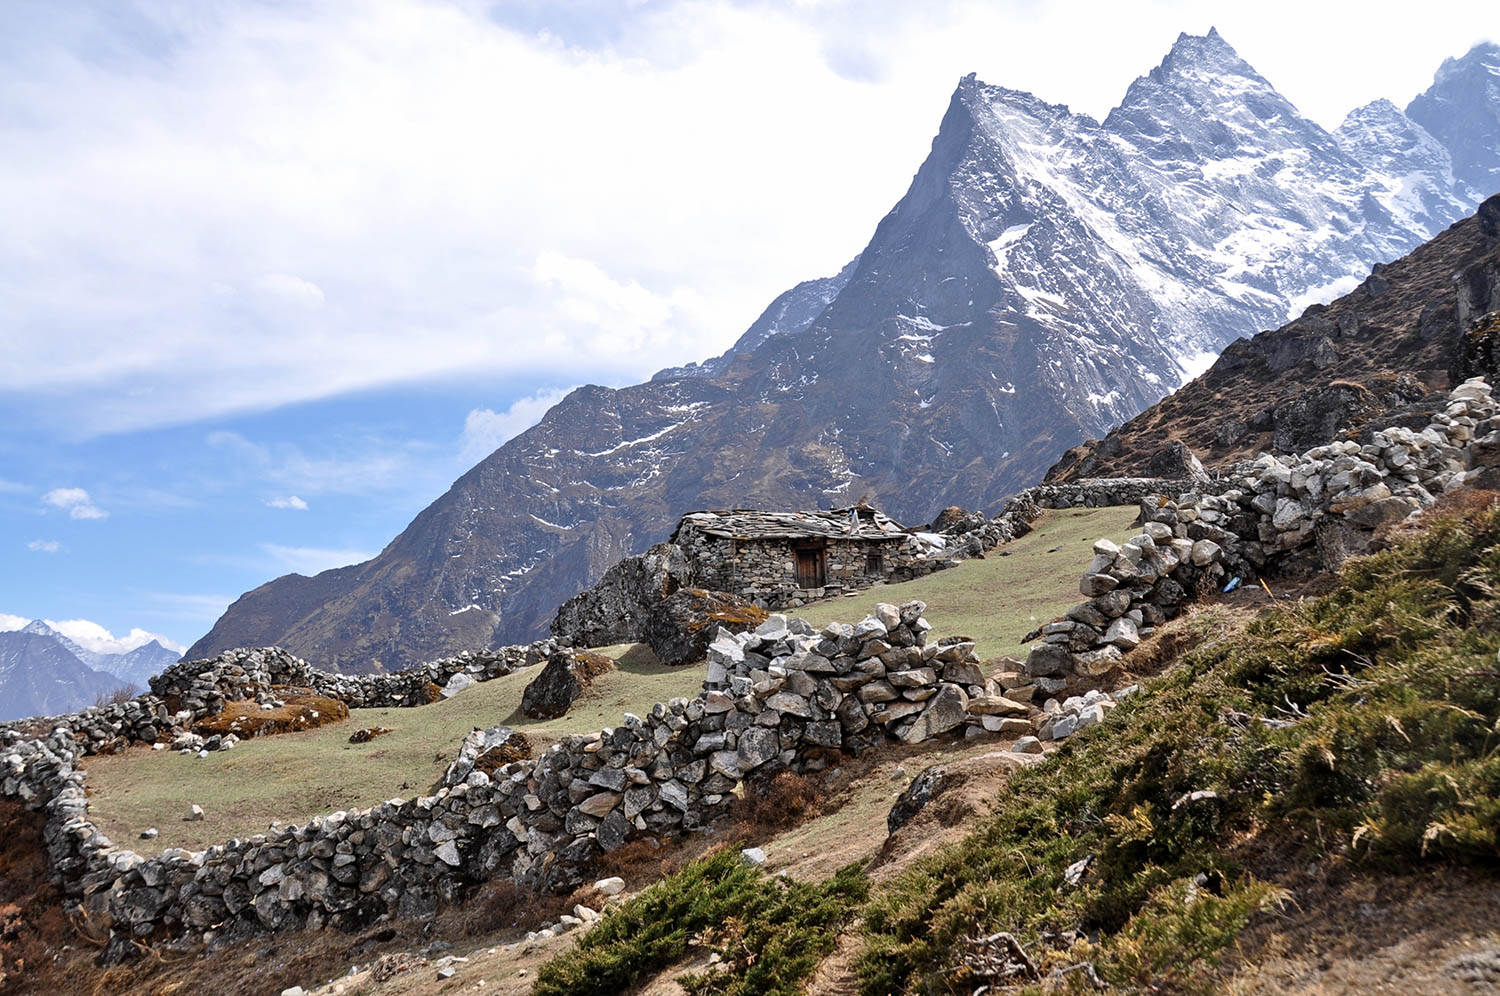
[1025,378,1500,684]
[0,601,1060,961]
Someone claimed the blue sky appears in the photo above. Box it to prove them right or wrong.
[1,0,1493,650]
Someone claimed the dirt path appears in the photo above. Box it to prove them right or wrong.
[1220,867,1500,995]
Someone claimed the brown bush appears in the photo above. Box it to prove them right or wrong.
[0,802,75,994]
[91,685,136,709]
[724,770,830,839]
[194,689,349,738]
[595,837,676,883]
[443,878,587,937]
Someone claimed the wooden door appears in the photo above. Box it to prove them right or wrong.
[795,547,826,588]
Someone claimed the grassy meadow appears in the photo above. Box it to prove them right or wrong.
[82,506,1138,851]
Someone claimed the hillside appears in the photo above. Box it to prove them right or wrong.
[526,493,1500,995]
[186,32,1497,672]
[1047,193,1500,481]
[85,507,1134,854]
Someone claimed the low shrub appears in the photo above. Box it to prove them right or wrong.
[533,849,867,996]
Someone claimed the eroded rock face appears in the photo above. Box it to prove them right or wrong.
[520,649,616,720]
[1456,312,1500,385]
[641,588,768,668]
[888,765,949,835]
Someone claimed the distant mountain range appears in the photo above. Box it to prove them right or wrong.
[0,621,181,723]
[188,32,1500,672]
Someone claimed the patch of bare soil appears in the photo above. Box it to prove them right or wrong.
[1220,866,1500,995]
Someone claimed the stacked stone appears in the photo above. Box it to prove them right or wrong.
[0,697,178,757]
[1009,477,1231,510]
[1028,378,1500,684]
[150,639,560,715]
[1034,686,1135,741]
[1238,377,1499,550]
[3,602,1049,957]
[701,603,995,749]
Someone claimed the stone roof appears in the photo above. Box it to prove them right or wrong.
[671,505,912,542]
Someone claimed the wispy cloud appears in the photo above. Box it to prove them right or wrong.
[41,487,108,520]
[205,430,421,496]
[45,618,186,655]
[27,539,61,553]
[0,0,1492,439]
[261,543,375,577]
[0,478,27,494]
[460,387,575,465]
[140,591,237,626]
[264,495,310,510]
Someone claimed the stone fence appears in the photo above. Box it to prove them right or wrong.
[1004,476,1236,511]
[1,601,1052,961]
[1023,378,1500,684]
[0,640,560,761]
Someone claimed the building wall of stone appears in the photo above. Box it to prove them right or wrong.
[674,526,927,609]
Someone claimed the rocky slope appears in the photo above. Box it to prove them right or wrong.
[0,630,128,722]
[189,32,1497,671]
[1045,194,1500,482]
[1406,41,1500,198]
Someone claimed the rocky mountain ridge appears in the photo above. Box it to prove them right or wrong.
[0,628,130,722]
[188,32,1500,671]
[1045,194,1500,482]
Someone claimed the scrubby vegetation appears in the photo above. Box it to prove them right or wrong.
[857,493,1500,992]
[534,848,868,996]
[529,496,1500,993]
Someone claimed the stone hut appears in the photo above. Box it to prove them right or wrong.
[669,504,927,608]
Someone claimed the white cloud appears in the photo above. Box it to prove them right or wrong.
[44,618,187,655]
[27,539,61,553]
[460,387,575,465]
[206,430,420,495]
[0,1,1491,436]
[141,592,237,626]
[0,478,27,494]
[261,543,377,577]
[0,612,185,654]
[41,487,109,520]
[265,495,310,510]
[254,273,326,308]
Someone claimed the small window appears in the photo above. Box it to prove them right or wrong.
[866,551,884,575]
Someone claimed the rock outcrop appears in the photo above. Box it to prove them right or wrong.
[1048,196,1500,483]
[640,589,768,668]
[519,649,616,720]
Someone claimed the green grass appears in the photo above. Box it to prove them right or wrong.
[536,499,1500,994]
[799,506,1140,660]
[856,497,1500,993]
[84,507,1135,851]
[533,849,869,996]
[82,644,704,851]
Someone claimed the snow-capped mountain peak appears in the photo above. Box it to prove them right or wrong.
[188,31,1500,671]
[1407,41,1500,196]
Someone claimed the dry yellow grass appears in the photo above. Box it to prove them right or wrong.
[82,507,1137,852]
